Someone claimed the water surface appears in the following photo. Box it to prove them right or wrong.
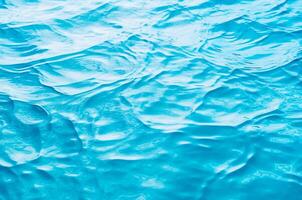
[0,0,302,199]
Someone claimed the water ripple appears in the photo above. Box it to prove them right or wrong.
[0,0,302,199]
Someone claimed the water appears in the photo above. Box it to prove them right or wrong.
[0,0,302,199]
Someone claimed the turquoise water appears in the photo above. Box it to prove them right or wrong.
[0,0,302,199]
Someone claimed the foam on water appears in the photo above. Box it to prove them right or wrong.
[0,0,302,199]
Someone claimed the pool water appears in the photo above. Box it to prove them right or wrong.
[0,0,302,199]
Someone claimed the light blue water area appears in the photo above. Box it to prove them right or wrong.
[0,0,302,199]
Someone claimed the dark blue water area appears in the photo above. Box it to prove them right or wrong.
[0,0,302,199]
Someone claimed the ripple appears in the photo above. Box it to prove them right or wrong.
[0,95,42,167]
[0,0,302,199]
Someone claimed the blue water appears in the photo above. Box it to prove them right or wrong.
[0,0,302,199]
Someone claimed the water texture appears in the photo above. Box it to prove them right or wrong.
[0,0,302,199]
